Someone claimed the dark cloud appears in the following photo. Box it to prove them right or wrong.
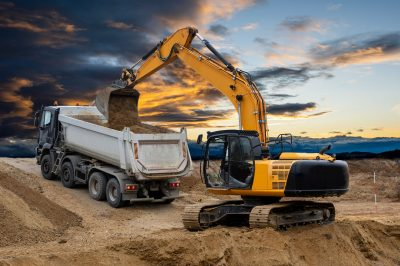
[346,131,352,135]
[268,93,297,99]
[357,129,364,132]
[267,102,316,116]
[251,65,333,90]
[1,0,245,138]
[196,87,224,101]
[140,108,235,127]
[371,127,383,131]
[0,138,36,157]
[208,24,229,37]
[310,32,400,65]
[280,16,322,32]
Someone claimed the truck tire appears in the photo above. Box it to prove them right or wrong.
[61,161,75,188]
[88,172,107,201]
[106,178,127,208]
[40,154,56,180]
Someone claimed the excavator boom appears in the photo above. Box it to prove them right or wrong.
[95,27,268,145]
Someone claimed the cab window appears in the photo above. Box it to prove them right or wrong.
[41,111,52,127]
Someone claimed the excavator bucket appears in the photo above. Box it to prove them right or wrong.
[95,84,140,127]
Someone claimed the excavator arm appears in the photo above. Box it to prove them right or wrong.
[102,27,268,145]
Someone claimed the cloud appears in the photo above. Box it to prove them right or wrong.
[0,2,84,48]
[254,37,279,47]
[327,3,342,11]
[280,16,325,33]
[1,0,256,138]
[251,65,333,90]
[241,22,258,31]
[0,137,36,157]
[156,0,260,30]
[105,20,139,31]
[268,93,297,99]
[208,24,229,37]
[0,78,33,120]
[310,32,400,66]
[267,102,315,116]
[393,104,400,116]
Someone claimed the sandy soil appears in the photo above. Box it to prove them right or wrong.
[0,158,399,266]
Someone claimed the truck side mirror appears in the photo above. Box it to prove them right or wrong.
[34,111,40,127]
[196,134,203,144]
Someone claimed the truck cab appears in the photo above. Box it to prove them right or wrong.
[34,106,59,163]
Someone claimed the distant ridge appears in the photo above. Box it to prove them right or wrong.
[335,149,400,160]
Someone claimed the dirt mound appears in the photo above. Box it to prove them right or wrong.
[0,162,81,247]
[112,220,400,266]
[342,159,400,202]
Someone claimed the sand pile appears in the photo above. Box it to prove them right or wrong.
[0,162,81,247]
[112,221,400,266]
[105,88,173,133]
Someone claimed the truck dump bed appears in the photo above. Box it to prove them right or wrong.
[57,106,191,180]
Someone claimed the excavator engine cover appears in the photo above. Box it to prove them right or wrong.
[95,84,140,125]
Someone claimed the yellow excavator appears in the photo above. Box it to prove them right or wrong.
[96,27,349,230]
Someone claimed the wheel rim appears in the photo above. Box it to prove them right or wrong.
[63,168,71,182]
[109,184,118,202]
[90,179,99,195]
[43,160,50,173]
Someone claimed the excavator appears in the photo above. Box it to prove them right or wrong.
[95,27,349,230]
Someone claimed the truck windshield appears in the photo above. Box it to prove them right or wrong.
[41,111,52,127]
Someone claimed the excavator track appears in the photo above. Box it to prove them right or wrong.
[182,200,247,231]
[249,201,335,229]
[182,204,205,230]
[183,200,336,231]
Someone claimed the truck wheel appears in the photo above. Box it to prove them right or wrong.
[61,161,75,188]
[106,178,127,208]
[41,154,56,180]
[88,172,107,201]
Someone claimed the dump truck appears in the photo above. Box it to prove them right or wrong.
[34,105,192,207]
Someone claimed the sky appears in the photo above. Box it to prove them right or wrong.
[0,0,399,152]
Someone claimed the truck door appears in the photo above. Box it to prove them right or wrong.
[38,109,53,147]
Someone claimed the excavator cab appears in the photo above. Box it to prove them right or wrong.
[201,130,262,190]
